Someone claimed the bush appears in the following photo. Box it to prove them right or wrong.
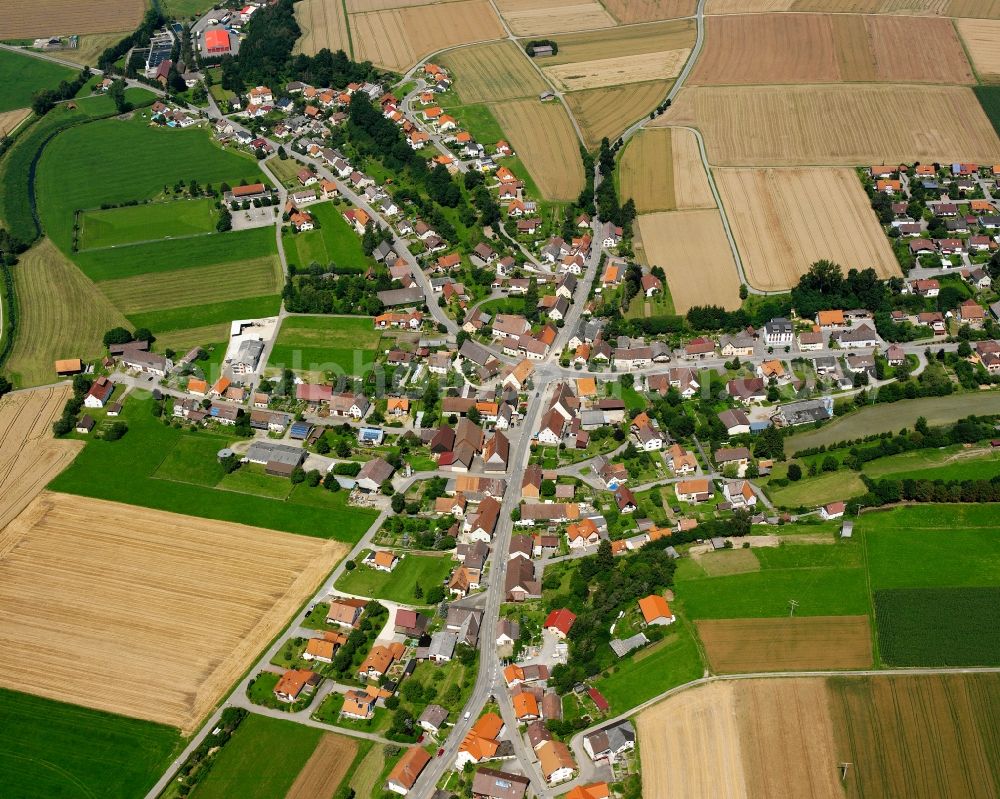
[786,463,802,481]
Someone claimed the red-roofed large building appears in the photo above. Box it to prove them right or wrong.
[544,608,577,639]
[203,28,231,55]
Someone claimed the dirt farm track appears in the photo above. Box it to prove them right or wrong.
[0,492,346,734]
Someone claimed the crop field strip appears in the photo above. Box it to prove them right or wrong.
[348,0,506,72]
[492,99,585,200]
[78,198,219,250]
[956,18,1000,83]
[691,13,974,85]
[544,18,696,65]
[0,492,347,734]
[714,167,900,291]
[6,238,131,388]
[636,210,742,312]
[656,84,1000,166]
[285,733,359,799]
[0,0,144,38]
[705,0,1000,14]
[603,0,696,24]
[545,49,692,92]
[494,0,616,36]
[697,616,873,673]
[439,41,548,103]
[0,387,82,536]
[566,81,673,149]
[295,0,351,56]
[620,127,715,213]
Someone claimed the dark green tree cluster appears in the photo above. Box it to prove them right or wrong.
[31,67,93,116]
[595,138,636,236]
[283,263,390,315]
[331,602,389,678]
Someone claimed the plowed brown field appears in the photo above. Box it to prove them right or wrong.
[0,386,81,536]
[0,493,346,734]
[715,167,900,290]
[285,733,358,799]
[604,0,696,23]
[656,84,1000,166]
[350,0,504,71]
[0,0,144,38]
[637,210,741,311]
[698,616,873,672]
[692,14,973,85]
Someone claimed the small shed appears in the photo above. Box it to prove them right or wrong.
[76,415,95,434]
[289,421,312,440]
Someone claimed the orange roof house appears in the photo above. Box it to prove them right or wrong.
[387,397,410,414]
[566,784,611,799]
[638,594,675,626]
[54,358,83,375]
[513,691,540,720]
[187,378,208,394]
[544,608,577,638]
[387,746,431,794]
[816,309,845,327]
[371,550,399,570]
[473,712,504,740]
[273,669,319,702]
[304,637,337,662]
[575,377,597,397]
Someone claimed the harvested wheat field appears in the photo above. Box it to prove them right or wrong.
[735,679,845,799]
[0,493,346,733]
[0,108,31,137]
[545,18,695,65]
[604,0,696,23]
[708,0,1000,14]
[6,238,130,388]
[346,0,463,9]
[545,49,691,91]
[439,41,547,103]
[0,387,81,536]
[285,733,358,799]
[829,674,1000,799]
[620,128,714,213]
[638,681,748,799]
[637,210,741,311]
[691,14,973,85]
[957,18,1000,82]
[493,99,583,200]
[716,167,899,291]
[349,0,504,71]
[698,616,873,673]
[567,81,672,149]
[295,0,351,56]
[495,0,616,36]
[0,0,144,38]
[657,84,1000,166]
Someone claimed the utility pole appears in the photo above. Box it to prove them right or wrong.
[788,599,799,617]
[839,762,852,783]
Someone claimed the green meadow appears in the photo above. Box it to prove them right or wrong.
[267,315,383,377]
[0,49,77,112]
[0,688,180,799]
[49,396,377,542]
[334,552,454,604]
[283,201,370,269]
[127,295,281,335]
[78,197,218,249]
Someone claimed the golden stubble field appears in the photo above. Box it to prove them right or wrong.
[0,0,144,38]
[604,0,696,23]
[956,18,1000,82]
[715,167,900,291]
[705,0,1000,14]
[0,493,347,734]
[295,0,350,56]
[566,81,673,149]
[697,616,873,673]
[0,386,82,536]
[656,84,1000,166]
[620,127,715,213]
[285,733,359,799]
[0,109,31,137]
[545,49,690,91]
[439,41,547,103]
[349,0,505,71]
[495,0,616,36]
[492,99,584,200]
[637,209,742,311]
[691,13,974,85]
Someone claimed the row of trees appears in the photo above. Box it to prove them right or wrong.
[282,262,390,315]
[31,66,93,116]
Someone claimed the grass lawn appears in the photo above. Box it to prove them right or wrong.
[766,469,867,509]
[313,692,391,735]
[74,225,277,282]
[218,463,294,499]
[477,297,527,317]
[674,537,868,619]
[49,396,377,542]
[192,713,322,799]
[862,444,1000,482]
[127,294,281,335]
[0,49,76,112]
[0,687,181,799]
[153,432,232,486]
[439,102,506,144]
[78,197,218,249]
[265,154,306,188]
[268,315,382,377]
[36,113,264,253]
[595,618,703,712]
[335,553,453,604]
[283,202,370,269]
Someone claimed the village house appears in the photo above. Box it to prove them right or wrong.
[273,669,320,703]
